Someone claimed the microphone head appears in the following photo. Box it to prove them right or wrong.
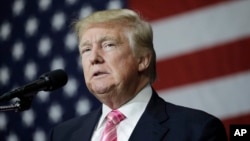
[40,69,68,91]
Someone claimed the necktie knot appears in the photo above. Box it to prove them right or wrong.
[106,110,125,125]
[100,110,125,141]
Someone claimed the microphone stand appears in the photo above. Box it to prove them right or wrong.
[0,96,33,112]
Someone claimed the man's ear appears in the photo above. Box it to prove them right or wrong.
[138,52,151,72]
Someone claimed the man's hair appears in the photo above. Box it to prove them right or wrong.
[73,9,157,83]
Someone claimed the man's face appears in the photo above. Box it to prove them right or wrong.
[79,25,140,102]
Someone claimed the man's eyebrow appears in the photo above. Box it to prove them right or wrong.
[79,40,91,48]
[99,36,117,42]
[101,36,124,45]
[79,36,119,48]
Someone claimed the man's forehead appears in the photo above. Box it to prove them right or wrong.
[80,35,117,45]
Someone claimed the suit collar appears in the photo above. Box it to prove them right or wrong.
[69,88,169,141]
[129,89,169,141]
[70,108,102,141]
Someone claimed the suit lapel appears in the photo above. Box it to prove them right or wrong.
[69,89,169,141]
[70,108,102,141]
[129,89,169,141]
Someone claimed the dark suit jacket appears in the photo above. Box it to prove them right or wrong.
[50,89,228,141]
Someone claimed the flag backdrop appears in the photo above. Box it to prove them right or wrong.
[0,0,250,141]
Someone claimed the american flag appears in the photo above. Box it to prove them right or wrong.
[0,0,249,141]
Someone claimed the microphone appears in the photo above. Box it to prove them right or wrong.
[0,69,68,102]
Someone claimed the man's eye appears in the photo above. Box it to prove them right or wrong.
[103,43,115,50]
[81,48,91,54]
[106,43,114,47]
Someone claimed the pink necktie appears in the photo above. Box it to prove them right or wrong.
[100,110,125,141]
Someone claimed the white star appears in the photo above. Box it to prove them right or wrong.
[6,132,19,141]
[0,22,12,41]
[75,98,91,116]
[51,12,65,31]
[25,17,38,36]
[12,41,25,61]
[65,32,78,51]
[106,0,122,9]
[79,5,93,19]
[12,0,25,16]
[77,55,82,70]
[10,97,20,104]
[48,103,63,123]
[24,61,38,81]
[38,36,52,57]
[63,77,78,97]
[0,66,10,86]
[66,0,78,5]
[0,113,7,130]
[50,56,65,70]
[38,0,51,11]
[36,91,50,103]
[33,129,46,141]
[21,109,35,127]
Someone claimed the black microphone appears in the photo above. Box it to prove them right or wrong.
[0,69,68,102]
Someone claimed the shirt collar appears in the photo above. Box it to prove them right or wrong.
[96,84,152,129]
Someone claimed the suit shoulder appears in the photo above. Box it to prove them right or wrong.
[50,108,101,141]
[164,101,227,132]
[55,108,100,129]
[165,101,217,120]
[164,101,227,140]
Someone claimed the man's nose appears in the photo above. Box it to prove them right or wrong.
[89,47,104,65]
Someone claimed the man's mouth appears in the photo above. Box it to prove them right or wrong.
[92,71,108,78]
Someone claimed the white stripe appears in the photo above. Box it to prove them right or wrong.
[152,0,250,60]
[158,71,250,119]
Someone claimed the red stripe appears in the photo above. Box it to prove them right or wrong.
[129,0,250,135]
[222,113,250,137]
[153,37,250,91]
[128,0,230,21]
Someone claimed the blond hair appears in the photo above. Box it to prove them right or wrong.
[73,9,157,83]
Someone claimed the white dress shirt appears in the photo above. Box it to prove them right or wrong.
[91,84,152,141]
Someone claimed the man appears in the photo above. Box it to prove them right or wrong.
[50,9,228,141]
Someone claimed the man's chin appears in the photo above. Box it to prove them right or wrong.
[87,81,116,95]
[91,86,113,95]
